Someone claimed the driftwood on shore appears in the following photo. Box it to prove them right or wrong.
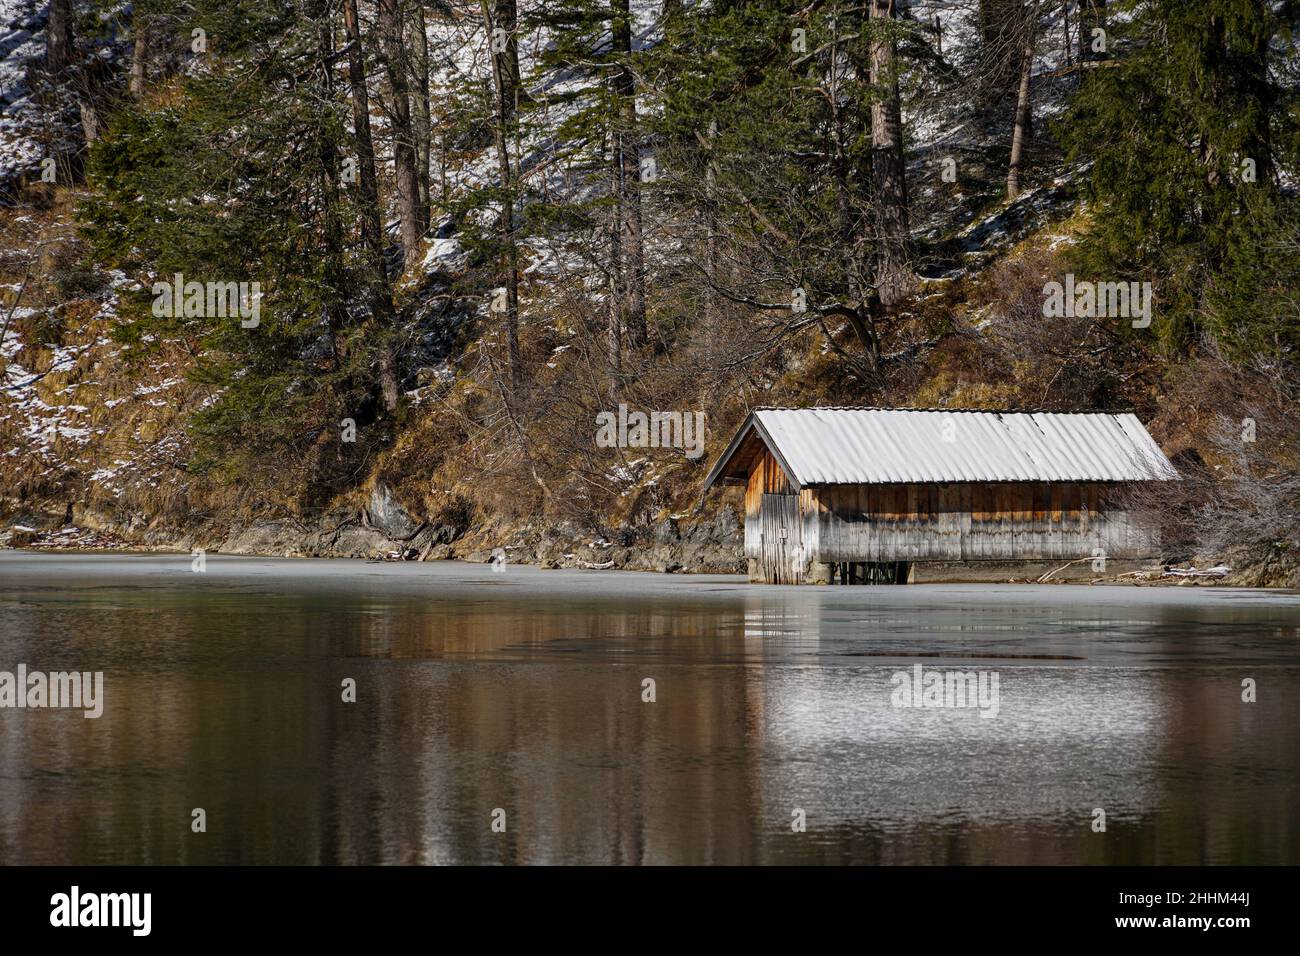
[1162,565,1231,578]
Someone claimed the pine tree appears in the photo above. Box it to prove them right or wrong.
[525,0,649,369]
[479,0,522,386]
[80,0,405,492]
[1005,1,1043,200]
[649,0,920,379]
[1063,0,1299,356]
[869,0,912,303]
[377,0,426,273]
[408,3,433,231]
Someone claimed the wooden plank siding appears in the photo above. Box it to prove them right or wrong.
[745,450,799,574]
[742,454,1158,580]
[807,481,1157,564]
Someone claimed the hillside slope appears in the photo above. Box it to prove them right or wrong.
[2,1,1297,587]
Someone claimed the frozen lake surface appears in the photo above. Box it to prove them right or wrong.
[1,553,1298,864]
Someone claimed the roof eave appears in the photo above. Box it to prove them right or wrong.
[701,413,756,491]
[702,412,805,492]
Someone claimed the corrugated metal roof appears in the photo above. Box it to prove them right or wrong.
[705,408,1178,489]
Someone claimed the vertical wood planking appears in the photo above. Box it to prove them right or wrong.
[751,474,1157,569]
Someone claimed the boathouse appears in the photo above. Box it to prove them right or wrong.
[703,408,1178,584]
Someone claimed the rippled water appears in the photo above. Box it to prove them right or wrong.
[1,553,1298,864]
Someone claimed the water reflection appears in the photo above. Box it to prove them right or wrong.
[0,554,1297,864]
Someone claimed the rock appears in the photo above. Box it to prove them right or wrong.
[713,506,740,539]
[332,525,393,558]
[420,542,453,561]
[654,518,680,544]
[366,483,420,540]
[429,523,458,545]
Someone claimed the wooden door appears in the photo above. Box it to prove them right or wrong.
[760,493,803,584]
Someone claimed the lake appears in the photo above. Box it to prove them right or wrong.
[1,553,1298,864]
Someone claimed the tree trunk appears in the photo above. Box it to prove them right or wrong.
[1061,0,1071,67]
[130,17,150,98]
[869,0,911,306]
[844,302,882,373]
[79,101,102,144]
[493,0,523,123]
[480,0,521,387]
[1006,14,1035,200]
[408,4,432,233]
[43,0,77,172]
[344,0,401,414]
[47,0,76,77]
[830,20,879,374]
[47,0,107,154]
[703,118,718,335]
[612,0,646,346]
[377,0,424,274]
[608,133,624,371]
[313,3,352,377]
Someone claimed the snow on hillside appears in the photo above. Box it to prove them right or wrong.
[0,0,45,183]
[0,1,1085,506]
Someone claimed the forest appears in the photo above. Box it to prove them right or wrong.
[1,0,1298,582]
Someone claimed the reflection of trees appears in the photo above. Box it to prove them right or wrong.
[6,579,1299,864]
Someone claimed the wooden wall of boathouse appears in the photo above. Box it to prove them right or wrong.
[745,450,805,583]
[808,481,1156,563]
[741,449,1158,583]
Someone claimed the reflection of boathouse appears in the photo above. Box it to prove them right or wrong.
[703,408,1178,584]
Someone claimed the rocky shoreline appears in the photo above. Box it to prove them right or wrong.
[3,486,1298,588]
[0,484,748,575]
